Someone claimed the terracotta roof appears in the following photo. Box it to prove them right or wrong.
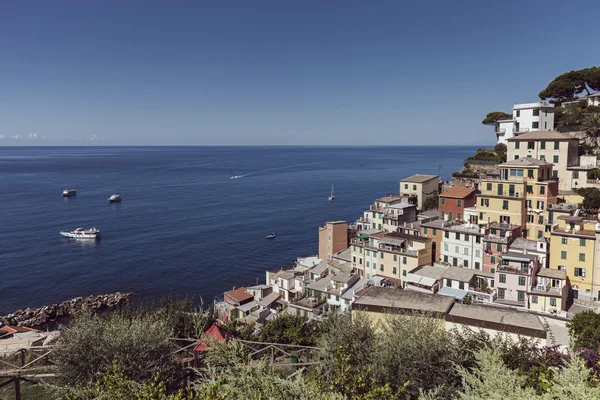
[507,130,578,141]
[194,322,232,352]
[224,287,253,303]
[440,187,476,199]
[0,325,38,335]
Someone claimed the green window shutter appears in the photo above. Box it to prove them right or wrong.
[517,291,525,302]
[579,253,586,262]
[499,274,506,283]
[518,276,525,286]
[560,251,566,259]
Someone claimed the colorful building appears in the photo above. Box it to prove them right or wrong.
[495,251,540,307]
[438,187,478,222]
[318,221,348,260]
[400,174,439,211]
[482,223,521,273]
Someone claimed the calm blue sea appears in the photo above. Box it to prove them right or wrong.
[0,146,478,314]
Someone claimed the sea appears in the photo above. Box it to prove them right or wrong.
[0,146,479,314]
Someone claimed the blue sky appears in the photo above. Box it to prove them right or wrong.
[1,1,598,146]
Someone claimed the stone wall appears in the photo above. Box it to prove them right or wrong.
[0,292,132,331]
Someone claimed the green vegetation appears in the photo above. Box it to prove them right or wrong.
[464,147,505,164]
[6,299,600,399]
[575,187,600,211]
[482,111,512,126]
[423,192,439,211]
[539,67,600,102]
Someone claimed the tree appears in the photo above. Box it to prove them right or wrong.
[423,193,439,211]
[494,143,507,163]
[482,111,512,126]
[583,113,600,147]
[567,310,600,349]
[539,67,600,101]
[54,311,181,387]
[258,314,324,346]
[576,188,600,211]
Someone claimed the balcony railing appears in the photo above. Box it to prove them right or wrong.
[370,205,383,212]
[497,264,528,274]
[483,234,509,243]
[495,129,506,135]
[514,127,530,134]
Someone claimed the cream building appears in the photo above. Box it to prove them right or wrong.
[506,130,579,191]
[400,174,439,211]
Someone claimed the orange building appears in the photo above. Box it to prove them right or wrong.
[319,221,348,260]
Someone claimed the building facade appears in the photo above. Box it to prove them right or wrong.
[318,221,348,260]
[400,174,439,211]
[438,187,478,222]
[496,102,555,144]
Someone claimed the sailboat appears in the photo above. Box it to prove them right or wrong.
[328,184,335,201]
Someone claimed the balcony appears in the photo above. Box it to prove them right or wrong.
[370,205,383,212]
[495,129,506,136]
[483,234,509,243]
[514,127,530,134]
[497,264,529,274]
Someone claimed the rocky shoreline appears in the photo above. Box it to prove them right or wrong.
[0,292,132,331]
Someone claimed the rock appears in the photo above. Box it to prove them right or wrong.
[0,292,133,331]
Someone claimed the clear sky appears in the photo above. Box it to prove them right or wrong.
[1,1,598,146]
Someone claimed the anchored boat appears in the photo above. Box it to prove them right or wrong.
[108,194,122,203]
[62,189,76,197]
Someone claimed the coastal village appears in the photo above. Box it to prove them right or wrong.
[211,96,600,349]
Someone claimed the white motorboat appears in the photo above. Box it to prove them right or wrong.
[60,228,100,240]
[266,232,276,239]
[108,194,122,203]
[231,175,242,180]
[62,189,76,197]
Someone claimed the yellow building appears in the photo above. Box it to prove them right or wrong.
[400,174,439,211]
[350,231,431,286]
[477,158,558,240]
[549,216,600,302]
[528,268,568,312]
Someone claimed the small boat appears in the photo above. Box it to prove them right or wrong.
[328,184,335,201]
[108,194,122,203]
[231,175,242,180]
[62,189,76,197]
[266,233,276,239]
[60,227,100,240]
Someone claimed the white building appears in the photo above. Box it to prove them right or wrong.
[496,102,555,144]
[440,224,485,270]
[562,92,600,108]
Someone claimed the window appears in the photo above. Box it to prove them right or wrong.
[444,243,448,251]
[516,110,520,117]
[533,109,539,117]
[479,212,484,220]
[359,248,362,253]
[527,215,534,223]
[574,268,586,278]
[537,201,544,209]
[517,291,525,302]
[540,154,545,160]
[560,250,567,259]
[540,141,546,150]
[499,274,506,283]
[441,211,445,220]
[532,121,539,129]
[413,184,417,190]
[580,238,586,247]
[393,267,397,275]
[455,232,460,240]
[446,279,452,287]
[359,258,362,264]
[445,231,449,239]
[526,200,531,208]
[498,288,505,299]
[552,155,559,163]
[491,268,495,274]
[573,171,580,179]
[558,265,566,271]
[353,245,356,251]
[579,253,586,262]
[515,142,520,149]
[514,155,519,160]
[496,243,502,251]
[366,261,370,267]
[486,183,492,191]
[527,141,534,149]
[528,169,534,178]
[540,186,545,194]
[432,229,437,235]
[459,281,465,290]
[402,270,407,276]
[491,256,496,264]
[538,216,544,224]
[502,200,508,210]
[552,170,558,178]
[444,255,449,263]
[381,252,384,259]
[441,198,446,205]
[475,262,480,269]
[380,264,384,271]
[366,250,370,256]
[464,234,469,242]
[402,257,407,265]
[527,185,533,194]
[404,184,408,189]
[537,230,543,239]
[463,260,469,268]
[531,295,538,304]
[518,276,526,286]
[554,141,559,150]
[455,246,459,253]
[457,199,462,207]
[550,298,557,307]
[393,254,397,261]
[476,236,481,244]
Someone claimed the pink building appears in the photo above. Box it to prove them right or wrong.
[495,251,540,307]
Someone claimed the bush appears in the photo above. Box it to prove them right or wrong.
[54,311,180,387]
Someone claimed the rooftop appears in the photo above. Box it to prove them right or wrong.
[309,260,329,276]
[420,218,446,229]
[332,247,352,262]
[332,271,354,283]
[297,256,322,268]
[386,231,431,243]
[401,174,439,184]
[499,158,552,168]
[388,202,417,209]
[419,209,439,219]
[306,277,331,293]
[258,292,280,307]
[352,286,454,315]
[376,195,406,203]
[536,268,567,280]
[507,130,577,141]
[224,287,254,304]
[446,303,545,335]
[501,251,538,262]
[341,279,369,301]
[509,238,540,252]
[440,187,477,199]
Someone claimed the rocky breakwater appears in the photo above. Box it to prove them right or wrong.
[0,292,132,331]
